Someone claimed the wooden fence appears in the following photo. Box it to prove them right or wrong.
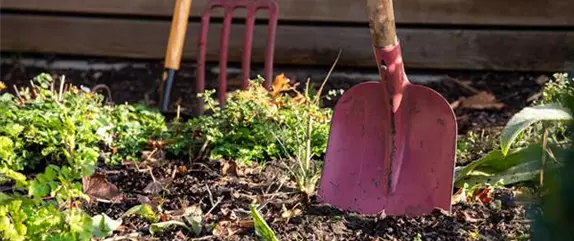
[1,0,573,72]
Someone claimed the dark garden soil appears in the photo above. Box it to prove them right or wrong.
[0,56,548,240]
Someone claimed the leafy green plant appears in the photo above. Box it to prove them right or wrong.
[0,74,170,241]
[181,74,335,165]
[102,104,167,165]
[531,89,574,241]
[272,57,343,198]
[250,204,279,241]
[455,73,573,188]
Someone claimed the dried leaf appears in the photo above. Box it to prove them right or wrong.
[177,165,188,174]
[472,187,493,205]
[451,187,467,204]
[458,91,505,110]
[212,219,254,237]
[461,211,481,223]
[144,178,171,195]
[221,160,238,177]
[271,73,291,98]
[82,173,123,202]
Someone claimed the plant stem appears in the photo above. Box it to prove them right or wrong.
[541,122,549,186]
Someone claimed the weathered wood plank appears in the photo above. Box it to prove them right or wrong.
[1,0,573,26]
[1,15,573,72]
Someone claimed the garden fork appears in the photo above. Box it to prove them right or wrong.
[159,0,279,115]
[196,0,279,113]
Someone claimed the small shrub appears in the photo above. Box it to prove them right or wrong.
[455,73,573,188]
[181,75,336,165]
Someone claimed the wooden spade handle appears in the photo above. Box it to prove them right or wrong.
[366,0,397,48]
[164,0,193,70]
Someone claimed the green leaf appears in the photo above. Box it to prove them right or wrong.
[149,220,190,236]
[455,144,568,188]
[183,214,202,236]
[500,104,572,155]
[0,136,15,160]
[121,204,158,222]
[250,204,279,241]
[91,213,122,238]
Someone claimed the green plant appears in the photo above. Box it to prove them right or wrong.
[250,204,279,241]
[0,74,108,241]
[272,56,343,198]
[0,74,172,241]
[181,74,335,165]
[455,73,573,188]
[102,104,167,165]
[531,87,574,241]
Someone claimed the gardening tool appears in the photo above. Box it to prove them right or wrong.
[316,0,458,216]
[160,0,193,112]
[196,0,278,113]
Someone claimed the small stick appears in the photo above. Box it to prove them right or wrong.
[12,85,23,102]
[540,124,549,186]
[205,184,215,207]
[176,105,181,120]
[204,196,223,217]
[29,80,38,97]
[58,75,66,102]
[444,75,480,95]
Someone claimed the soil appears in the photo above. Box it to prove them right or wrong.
[0,55,549,240]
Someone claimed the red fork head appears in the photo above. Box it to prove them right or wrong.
[195,0,278,114]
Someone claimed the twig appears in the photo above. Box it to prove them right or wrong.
[58,75,66,102]
[101,232,141,241]
[12,85,23,102]
[204,196,223,217]
[205,184,215,207]
[314,48,342,105]
[444,75,480,95]
[540,123,549,186]
[91,84,114,104]
[190,236,216,241]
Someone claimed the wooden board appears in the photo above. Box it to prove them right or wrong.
[1,14,573,72]
[2,0,573,26]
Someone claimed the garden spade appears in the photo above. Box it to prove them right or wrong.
[317,0,458,216]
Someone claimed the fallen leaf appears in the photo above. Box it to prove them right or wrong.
[149,220,190,236]
[457,91,505,110]
[212,219,254,237]
[221,160,238,177]
[143,178,171,195]
[91,213,123,238]
[460,211,480,223]
[472,187,493,205]
[165,203,203,220]
[82,173,123,202]
[451,187,467,204]
[271,73,291,98]
[174,231,187,240]
[177,165,188,174]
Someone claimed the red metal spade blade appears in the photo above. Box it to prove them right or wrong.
[317,42,457,216]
